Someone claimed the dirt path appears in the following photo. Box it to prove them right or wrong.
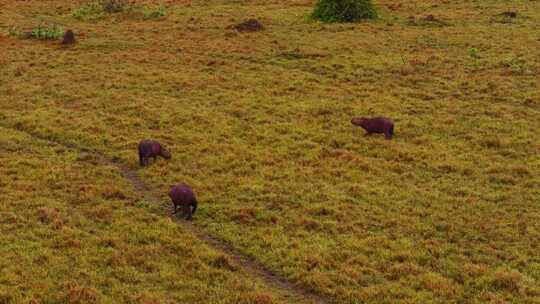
[0,123,331,304]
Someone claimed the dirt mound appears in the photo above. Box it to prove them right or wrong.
[408,15,449,27]
[61,29,76,45]
[500,11,517,18]
[491,11,520,24]
[230,19,263,32]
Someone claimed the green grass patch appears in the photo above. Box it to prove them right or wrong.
[312,0,377,22]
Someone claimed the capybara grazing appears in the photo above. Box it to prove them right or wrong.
[351,116,394,140]
[138,139,171,167]
[169,183,198,220]
[61,29,76,45]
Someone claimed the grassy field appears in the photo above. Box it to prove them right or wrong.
[1,0,539,303]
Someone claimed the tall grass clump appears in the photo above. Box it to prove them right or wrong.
[72,0,128,19]
[29,23,63,40]
[312,0,377,22]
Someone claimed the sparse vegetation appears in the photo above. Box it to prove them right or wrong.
[72,0,131,19]
[72,2,103,20]
[100,0,128,13]
[143,4,167,19]
[28,23,63,40]
[312,0,377,22]
[502,55,527,75]
[8,26,19,37]
[72,1,164,20]
[468,47,480,59]
[1,0,539,303]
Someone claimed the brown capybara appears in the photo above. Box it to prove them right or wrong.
[351,116,394,140]
[138,139,171,167]
[62,29,76,45]
[169,183,198,220]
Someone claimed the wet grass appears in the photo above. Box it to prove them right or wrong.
[1,0,539,303]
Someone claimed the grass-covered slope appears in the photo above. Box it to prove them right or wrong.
[1,0,539,303]
[0,127,289,303]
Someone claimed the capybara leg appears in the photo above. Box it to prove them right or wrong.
[172,204,178,214]
[183,204,192,220]
[139,154,144,167]
[386,126,394,139]
[385,132,392,140]
[191,201,197,216]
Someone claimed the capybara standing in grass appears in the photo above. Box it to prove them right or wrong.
[169,183,198,220]
[351,116,394,140]
[138,139,171,167]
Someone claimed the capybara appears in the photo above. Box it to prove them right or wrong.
[62,29,76,45]
[351,116,394,140]
[138,139,171,167]
[169,183,198,220]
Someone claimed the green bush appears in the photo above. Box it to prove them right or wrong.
[312,0,377,23]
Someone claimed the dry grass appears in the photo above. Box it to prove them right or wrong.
[1,0,539,303]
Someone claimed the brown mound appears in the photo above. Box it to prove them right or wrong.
[230,19,263,32]
[424,15,436,22]
[408,15,449,27]
[490,11,519,24]
[61,29,76,45]
[501,11,517,18]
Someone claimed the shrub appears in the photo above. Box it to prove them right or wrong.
[312,0,377,23]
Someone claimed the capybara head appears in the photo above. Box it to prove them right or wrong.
[351,117,367,127]
[161,146,171,159]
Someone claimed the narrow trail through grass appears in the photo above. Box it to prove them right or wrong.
[2,0,539,302]
[0,121,330,304]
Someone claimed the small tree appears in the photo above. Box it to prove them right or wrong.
[312,0,377,23]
